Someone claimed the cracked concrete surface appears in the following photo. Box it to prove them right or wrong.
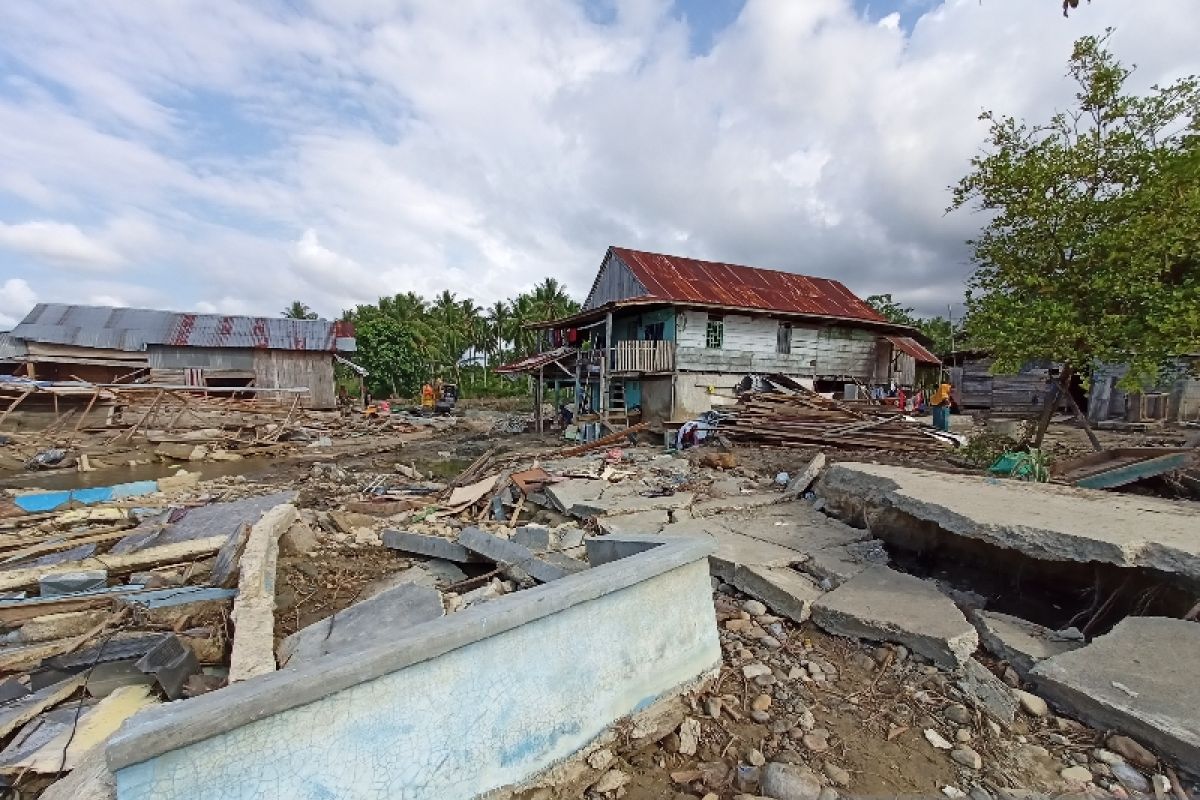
[817,463,1200,583]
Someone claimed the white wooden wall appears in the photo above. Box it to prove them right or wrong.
[674,310,883,380]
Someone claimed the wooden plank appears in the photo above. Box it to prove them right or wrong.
[228,504,297,683]
[1,684,157,774]
[0,536,228,592]
[0,676,85,739]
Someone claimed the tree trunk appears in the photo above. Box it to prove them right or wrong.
[1060,377,1103,451]
[1032,364,1073,448]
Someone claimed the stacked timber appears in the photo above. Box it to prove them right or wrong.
[720,391,948,451]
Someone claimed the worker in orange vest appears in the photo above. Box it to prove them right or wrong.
[421,383,435,411]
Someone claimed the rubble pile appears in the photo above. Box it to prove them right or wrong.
[0,406,1195,800]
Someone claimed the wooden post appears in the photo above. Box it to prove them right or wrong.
[123,389,165,443]
[72,388,102,434]
[0,389,33,428]
[1032,365,1072,448]
[1060,380,1103,452]
[536,365,544,435]
[601,311,613,422]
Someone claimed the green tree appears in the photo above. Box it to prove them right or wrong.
[866,294,918,327]
[949,33,1200,440]
[354,314,424,398]
[282,301,318,319]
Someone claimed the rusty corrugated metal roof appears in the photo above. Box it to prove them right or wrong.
[8,304,343,353]
[888,336,941,364]
[494,347,576,374]
[610,247,888,324]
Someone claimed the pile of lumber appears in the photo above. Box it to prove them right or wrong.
[720,390,949,452]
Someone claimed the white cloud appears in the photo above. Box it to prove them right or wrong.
[0,0,1197,319]
[0,220,124,270]
[0,278,37,329]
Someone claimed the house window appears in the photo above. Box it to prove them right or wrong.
[777,322,791,354]
[644,322,665,341]
[705,316,724,349]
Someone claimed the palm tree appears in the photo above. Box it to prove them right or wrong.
[282,301,318,319]
[486,301,510,364]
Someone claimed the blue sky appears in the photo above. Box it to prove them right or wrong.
[0,0,1197,327]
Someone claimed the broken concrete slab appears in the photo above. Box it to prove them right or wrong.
[782,453,826,501]
[690,492,779,517]
[1031,616,1199,767]
[154,443,208,462]
[730,565,824,624]
[278,582,444,667]
[571,484,695,518]
[956,658,1018,724]
[544,478,605,515]
[597,509,672,536]
[971,610,1083,677]
[512,525,554,551]
[656,518,804,583]
[817,462,1200,581]
[381,530,482,563]
[458,527,575,584]
[811,565,979,669]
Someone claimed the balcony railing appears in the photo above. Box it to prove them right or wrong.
[611,340,675,373]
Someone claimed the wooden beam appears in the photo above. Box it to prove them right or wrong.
[0,535,228,592]
[228,504,297,682]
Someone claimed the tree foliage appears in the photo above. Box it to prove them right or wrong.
[949,33,1200,387]
[866,293,963,358]
[339,278,580,398]
[282,300,318,319]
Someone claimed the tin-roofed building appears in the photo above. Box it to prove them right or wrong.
[502,246,939,424]
[2,304,355,408]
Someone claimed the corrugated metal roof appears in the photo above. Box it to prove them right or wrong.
[889,336,941,364]
[8,304,342,353]
[610,247,888,324]
[0,332,27,361]
[494,347,576,374]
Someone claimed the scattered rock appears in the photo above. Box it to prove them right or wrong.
[752,694,772,712]
[955,729,972,743]
[706,697,723,719]
[743,662,772,680]
[1012,689,1049,718]
[802,731,830,753]
[748,748,767,767]
[592,769,631,793]
[678,718,700,757]
[823,762,850,787]
[925,729,953,750]
[943,703,972,725]
[1105,735,1157,769]
[743,599,768,616]
[761,762,822,800]
[1060,766,1093,785]
[951,746,982,770]
[818,787,840,800]
[1093,748,1124,766]
[1110,763,1149,793]
[588,749,615,770]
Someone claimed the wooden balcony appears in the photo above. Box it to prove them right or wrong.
[610,340,675,373]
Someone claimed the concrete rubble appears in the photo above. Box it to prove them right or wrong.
[0,407,1197,800]
[817,462,1200,581]
[811,565,980,669]
[1031,616,1200,767]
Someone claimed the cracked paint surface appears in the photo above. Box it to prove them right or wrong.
[116,559,720,800]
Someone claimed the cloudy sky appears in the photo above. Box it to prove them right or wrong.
[0,0,1197,327]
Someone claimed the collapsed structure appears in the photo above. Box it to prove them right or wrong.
[0,304,356,409]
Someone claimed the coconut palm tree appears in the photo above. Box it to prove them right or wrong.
[282,301,318,319]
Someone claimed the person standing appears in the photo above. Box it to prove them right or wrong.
[930,382,953,432]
